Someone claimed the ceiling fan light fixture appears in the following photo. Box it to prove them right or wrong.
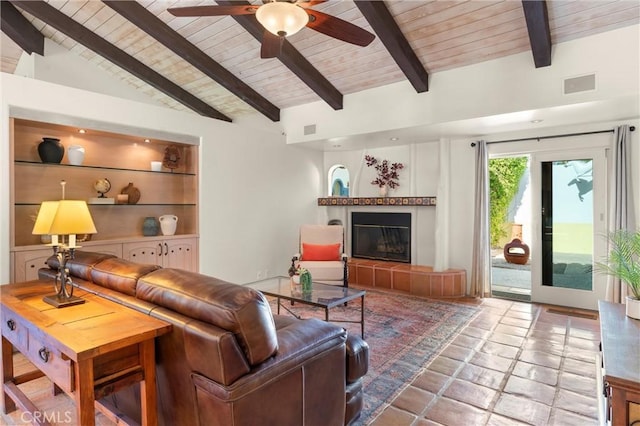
[256,2,309,37]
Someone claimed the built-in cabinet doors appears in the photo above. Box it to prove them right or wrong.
[123,238,197,271]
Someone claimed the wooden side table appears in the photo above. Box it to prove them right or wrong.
[1,280,171,426]
[598,300,640,426]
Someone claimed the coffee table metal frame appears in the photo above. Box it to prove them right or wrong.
[247,276,366,337]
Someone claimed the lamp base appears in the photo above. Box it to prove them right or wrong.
[43,294,85,308]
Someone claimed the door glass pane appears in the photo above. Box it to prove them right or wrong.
[541,159,593,290]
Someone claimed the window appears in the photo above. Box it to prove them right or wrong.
[328,164,349,196]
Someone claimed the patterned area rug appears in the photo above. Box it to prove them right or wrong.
[268,288,479,425]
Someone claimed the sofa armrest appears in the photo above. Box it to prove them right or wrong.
[345,334,369,384]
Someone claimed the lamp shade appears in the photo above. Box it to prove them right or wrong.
[256,2,309,37]
[32,200,97,236]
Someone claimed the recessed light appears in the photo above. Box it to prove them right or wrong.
[390,137,399,141]
[531,119,543,124]
[78,129,86,134]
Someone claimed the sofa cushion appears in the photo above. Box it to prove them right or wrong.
[90,258,160,296]
[46,250,117,281]
[136,268,278,366]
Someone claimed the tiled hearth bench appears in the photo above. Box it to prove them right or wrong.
[348,259,466,298]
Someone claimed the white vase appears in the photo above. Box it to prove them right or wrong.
[626,296,640,320]
[67,144,85,165]
[159,215,178,236]
[379,185,388,197]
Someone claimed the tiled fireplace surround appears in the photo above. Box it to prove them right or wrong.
[324,200,466,298]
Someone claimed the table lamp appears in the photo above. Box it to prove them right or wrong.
[32,190,97,307]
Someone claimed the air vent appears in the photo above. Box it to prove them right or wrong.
[303,124,316,135]
[563,74,596,94]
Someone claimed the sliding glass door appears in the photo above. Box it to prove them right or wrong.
[531,149,607,310]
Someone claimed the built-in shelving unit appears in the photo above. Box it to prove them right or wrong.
[9,117,199,282]
[318,196,436,207]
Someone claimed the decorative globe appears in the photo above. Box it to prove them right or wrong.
[94,178,111,197]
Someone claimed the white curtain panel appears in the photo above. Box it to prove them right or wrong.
[606,125,636,303]
[471,140,491,297]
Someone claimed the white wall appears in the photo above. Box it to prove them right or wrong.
[0,73,323,284]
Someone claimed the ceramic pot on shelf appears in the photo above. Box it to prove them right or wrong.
[142,217,159,236]
[67,144,85,165]
[159,215,178,236]
[38,137,64,163]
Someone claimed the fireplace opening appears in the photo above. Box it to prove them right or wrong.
[351,212,411,263]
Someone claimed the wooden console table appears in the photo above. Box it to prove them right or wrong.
[598,300,640,426]
[1,280,171,425]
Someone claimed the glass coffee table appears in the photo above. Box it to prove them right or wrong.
[246,276,366,337]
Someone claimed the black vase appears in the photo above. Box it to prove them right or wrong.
[38,137,64,163]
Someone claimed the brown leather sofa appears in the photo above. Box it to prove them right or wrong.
[39,251,369,426]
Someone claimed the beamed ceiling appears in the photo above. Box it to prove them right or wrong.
[1,0,639,123]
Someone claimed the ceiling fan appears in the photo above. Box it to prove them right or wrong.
[167,0,376,58]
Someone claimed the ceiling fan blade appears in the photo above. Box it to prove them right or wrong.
[261,30,283,59]
[167,5,259,17]
[305,10,375,46]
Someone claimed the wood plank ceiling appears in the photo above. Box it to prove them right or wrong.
[2,0,639,122]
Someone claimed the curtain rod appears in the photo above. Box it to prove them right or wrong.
[470,126,636,147]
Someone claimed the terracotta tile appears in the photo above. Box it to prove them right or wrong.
[499,316,532,329]
[562,357,597,378]
[558,371,598,396]
[430,275,443,297]
[548,408,599,425]
[568,327,600,341]
[427,356,463,376]
[568,316,600,331]
[392,270,411,292]
[509,302,538,313]
[511,361,559,386]
[356,266,374,287]
[480,341,520,359]
[485,306,509,316]
[522,338,565,356]
[518,350,562,369]
[373,267,392,289]
[411,273,430,297]
[470,352,514,373]
[440,343,474,362]
[494,323,529,337]
[462,326,492,340]
[531,321,567,335]
[504,310,535,321]
[423,397,489,425]
[468,314,501,331]
[481,298,513,308]
[370,405,416,426]
[503,376,556,405]
[536,310,570,326]
[414,419,441,426]
[528,330,567,345]
[554,389,599,419]
[566,336,600,351]
[488,332,525,348]
[412,370,450,394]
[392,385,435,415]
[442,378,498,409]
[442,275,455,297]
[452,333,483,350]
[564,347,599,363]
[486,413,531,425]
[457,363,506,390]
[493,394,551,425]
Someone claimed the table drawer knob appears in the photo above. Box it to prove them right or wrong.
[6,319,15,331]
[38,347,50,363]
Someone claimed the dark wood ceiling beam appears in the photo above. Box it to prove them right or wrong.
[102,0,280,122]
[1,1,44,55]
[9,0,231,122]
[215,0,343,111]
[522,0,552,68]
[355,1,429,93]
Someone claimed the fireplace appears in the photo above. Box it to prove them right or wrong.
[351,212,411,263]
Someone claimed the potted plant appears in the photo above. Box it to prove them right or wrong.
[596,229,640,319]
[364,155,404,196]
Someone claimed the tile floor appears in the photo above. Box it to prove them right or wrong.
[370,297,602,426]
